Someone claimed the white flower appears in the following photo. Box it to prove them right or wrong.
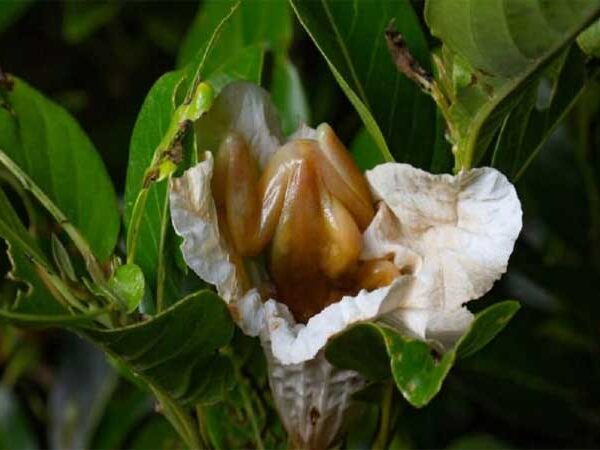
[169,81,522,448]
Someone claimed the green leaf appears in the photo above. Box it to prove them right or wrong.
[0,186,84,318]
[0,76,120,261]
[425,0,600,169]
[351,128,384,172]
[290,0,437,168]
[128,415,183,450]
[90,382,153,450]
[123,71,184,310]
[269,54,310,135]
[578,18,600,56]
[455,301,521,359]
[492,47,593,180]
[107,264,145,313]
[325,301,520,407]
[62,0,120,44]
[177,0,292,68]
[82,290,235,407]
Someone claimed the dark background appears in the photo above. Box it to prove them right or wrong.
[1,1,599,449]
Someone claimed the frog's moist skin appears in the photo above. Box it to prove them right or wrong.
[169,81,523,449]
[212,123,402,323]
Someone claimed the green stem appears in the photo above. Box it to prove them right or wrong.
[372,382,394,450]
[195,405,211,449]
[126,188,149,265]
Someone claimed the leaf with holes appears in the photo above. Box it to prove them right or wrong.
[0,76,120,261]
[82,290,235,407]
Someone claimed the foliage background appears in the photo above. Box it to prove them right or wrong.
[0,0,599,449]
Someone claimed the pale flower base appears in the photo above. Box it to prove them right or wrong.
[262,340,364,450]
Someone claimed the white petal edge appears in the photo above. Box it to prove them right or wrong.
[194,81,284,168]
[236,276,415,365]
[169,152,242,302]
[364,163,522,348]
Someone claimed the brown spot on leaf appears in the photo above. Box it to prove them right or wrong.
[385,19,433,92]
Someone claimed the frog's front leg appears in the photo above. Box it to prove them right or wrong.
[213,132,287,257]
[313,123,375,230]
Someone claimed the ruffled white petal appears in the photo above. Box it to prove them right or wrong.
[255,277,414,365]
[169,152,243,302]
[194,81,283,168]
[365,163,522,349]
[264,346,364,449]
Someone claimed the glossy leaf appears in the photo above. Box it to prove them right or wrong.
[0,76,120,261]
[290,0,437,168]
[82,290,235,407]
[325,301,520,407]
[123,71,184,310]
[425,0,600,169]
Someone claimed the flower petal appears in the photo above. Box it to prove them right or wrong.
[264,347,364,449]
[364,163,522,346]
[195,81,284,168]
[236,276,414,365]
[169,152,243,302]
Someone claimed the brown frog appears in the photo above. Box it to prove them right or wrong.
[213,123,399,322]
